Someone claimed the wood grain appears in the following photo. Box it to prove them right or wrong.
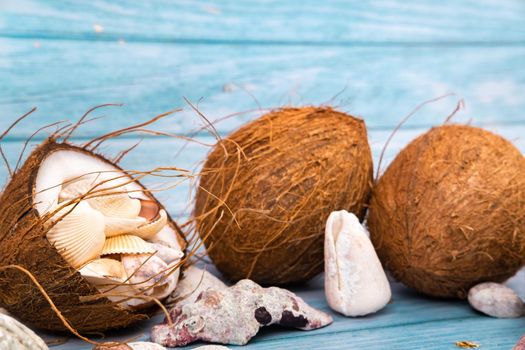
[1,0,524,44]
[1,1,525,349]
[43,278,525,349]
[1,38,525,137]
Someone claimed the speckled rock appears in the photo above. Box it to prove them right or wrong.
[514,334,525,349]
[151,279,332,347]
[468,282,524,318]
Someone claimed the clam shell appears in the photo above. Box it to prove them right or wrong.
[150,243,184,265]
[46,201,105,268]
[104,216,148,237]
[102,235,156,255]
[79,258,142,307]
[88,193,141,219]
[133,209,168,240]
[122,254,178,299]
[79,258,127,285]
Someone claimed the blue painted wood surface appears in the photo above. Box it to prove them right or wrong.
[0,1,524,349]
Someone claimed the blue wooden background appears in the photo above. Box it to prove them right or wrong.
[1,1,525,349]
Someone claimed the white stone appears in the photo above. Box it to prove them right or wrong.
[468,282,524,318]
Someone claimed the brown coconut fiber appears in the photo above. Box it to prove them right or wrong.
[194,107,373,285]
[0,140,186,332]
[368,124,525,298]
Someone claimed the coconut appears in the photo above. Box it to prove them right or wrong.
[0,140,186,332]
[194,107,373,285]
[368,124,525,298]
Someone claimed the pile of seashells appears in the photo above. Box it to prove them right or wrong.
[45,174,183,308]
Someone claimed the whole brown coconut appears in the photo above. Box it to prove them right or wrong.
[0,140,186,332]
[194,107,373,285]
[368,124,525,298]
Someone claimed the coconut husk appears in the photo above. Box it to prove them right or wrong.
[194,107,373,285]
[368,124,525,298]
[0,140,186,332]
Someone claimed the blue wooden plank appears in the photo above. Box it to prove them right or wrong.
[1,0,525,44]
[1,38,525,138]
[40,275,525,349]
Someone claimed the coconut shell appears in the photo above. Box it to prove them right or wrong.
[194,107,373,285]
[0,140,186,332]
[368,124,525,298]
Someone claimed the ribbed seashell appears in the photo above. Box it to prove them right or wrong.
[79,258,127,285]
[88,193,141,219]
[132,209,168,240]
[104,216,148,237]
[46,201,106,268]
[79,258,141,307]
[122,254,178,299]
[102,235,156,256]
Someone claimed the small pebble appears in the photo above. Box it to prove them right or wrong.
[468,282,524,318]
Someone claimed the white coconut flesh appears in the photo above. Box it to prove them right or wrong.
[33,149,183,308]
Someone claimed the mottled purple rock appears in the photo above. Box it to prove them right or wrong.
[151,279,332,347]
[514,334,525,350]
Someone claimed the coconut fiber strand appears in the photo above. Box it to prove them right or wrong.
[195,107,373,285]
[368,125,525,298]
[0,140,184,332]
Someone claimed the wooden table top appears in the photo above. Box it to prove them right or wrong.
[1,1,524,349]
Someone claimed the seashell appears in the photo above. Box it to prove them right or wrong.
[59,176,100,201]
[149,225,183,251]
[122,254,178,299]
[104,216,148,237]
[166,266,226,307]
[102,235,156,256]
[88,193,141,219]
[0,313,48,350]
[79,258,141,307]
[150,243,184,265]
[46,201,105,268]
[132,209,168,240]
[79,258,127,284]
[324,210,391,317]
[138,199,161,221]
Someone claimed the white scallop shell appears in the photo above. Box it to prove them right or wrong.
[104,216,148,237]
[79,258,127,285]
[102,235,156,255]
[46,201,105,268]
[88,193,141,219]
[122,254,178,299]
[132,209,168,240]
[79,258,141,307]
